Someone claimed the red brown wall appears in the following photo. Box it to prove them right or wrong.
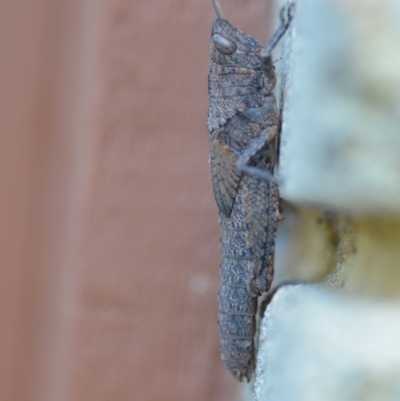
[0,1,271,400]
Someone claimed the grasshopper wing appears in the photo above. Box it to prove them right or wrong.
[210,128,241,216]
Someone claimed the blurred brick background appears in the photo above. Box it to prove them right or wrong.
[0,0,271,400]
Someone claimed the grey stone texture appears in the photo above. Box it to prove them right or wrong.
[255,286,400,401]
[279,0,400,213]
[250,0,400,400]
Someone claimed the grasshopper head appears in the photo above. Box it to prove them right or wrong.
[210,18,263,70]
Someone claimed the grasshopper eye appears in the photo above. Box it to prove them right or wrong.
[212,34,237,54]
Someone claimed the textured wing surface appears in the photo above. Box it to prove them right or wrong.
[209,129,242,216]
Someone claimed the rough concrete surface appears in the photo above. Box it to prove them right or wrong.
[255,286,400,401]
[279,0,400,214]
[249,1,400,400]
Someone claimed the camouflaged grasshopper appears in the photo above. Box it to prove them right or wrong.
[207,0,294,381]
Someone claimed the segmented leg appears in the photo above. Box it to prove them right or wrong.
[237,134,276,182]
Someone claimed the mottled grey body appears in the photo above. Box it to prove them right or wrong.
[207,3,293,382]
[218,169,280,381]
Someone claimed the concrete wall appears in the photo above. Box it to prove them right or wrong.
[251,0,400,400]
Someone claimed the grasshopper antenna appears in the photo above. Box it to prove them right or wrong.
[211,0,224,19]
[261,2,295,57]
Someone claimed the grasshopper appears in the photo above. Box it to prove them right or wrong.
[207,0,294,381]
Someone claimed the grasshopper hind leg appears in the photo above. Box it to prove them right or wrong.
[237,135,277,183]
